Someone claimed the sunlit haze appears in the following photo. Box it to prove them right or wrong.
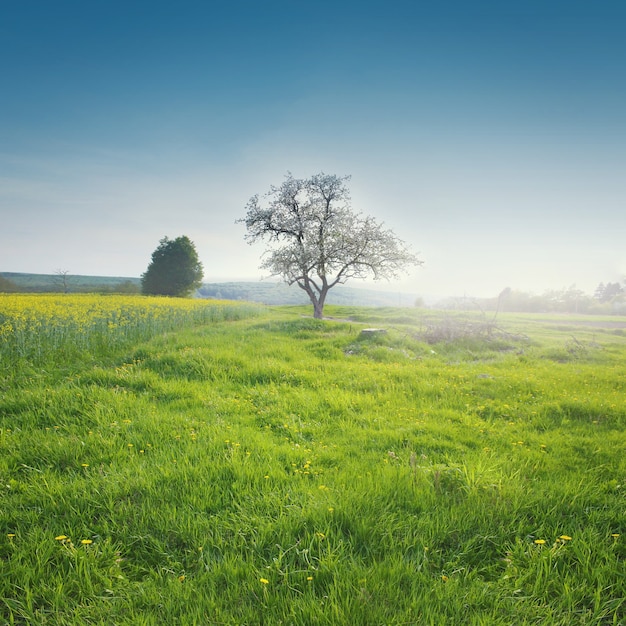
[2,1,624,300]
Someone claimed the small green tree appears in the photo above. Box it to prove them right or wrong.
[141,236,204,297]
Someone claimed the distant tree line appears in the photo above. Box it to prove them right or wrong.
[438,282,626,315]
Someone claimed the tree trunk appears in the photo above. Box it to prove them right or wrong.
[313,301,324,319]
[297,280,328,319]
[313,287,328,319]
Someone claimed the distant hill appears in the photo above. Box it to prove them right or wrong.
[0,272,140,293]
[1,272,419,306]
[198,282,419,307]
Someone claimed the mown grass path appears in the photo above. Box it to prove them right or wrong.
[1,302,625,624]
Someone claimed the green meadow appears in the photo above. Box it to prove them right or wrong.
[1,301,625,625]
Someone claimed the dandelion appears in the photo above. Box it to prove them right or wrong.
[611,533,620,538]
[7,533,16,538]
[259,578,269,585]
[81,539,93,545]
[306,576,313,581]
[534,539,546,545]
[441,575,449,582]
[81,463,89,468]
[178,575,185,582]
[559,535,572,541]
[55,535,69,541]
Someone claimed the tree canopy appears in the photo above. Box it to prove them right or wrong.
[240,172,421,318]
[141,236,204,297]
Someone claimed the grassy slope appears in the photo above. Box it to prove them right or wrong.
[1,306,625,625]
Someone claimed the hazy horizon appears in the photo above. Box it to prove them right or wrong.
[2,1,625,300]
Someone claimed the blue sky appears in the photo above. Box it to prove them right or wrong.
[1,0,625,299]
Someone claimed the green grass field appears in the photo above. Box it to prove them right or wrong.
[1,299,625,625]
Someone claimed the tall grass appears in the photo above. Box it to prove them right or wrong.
[1,301,625,624]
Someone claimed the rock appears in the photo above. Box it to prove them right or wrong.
[360,328,387,337]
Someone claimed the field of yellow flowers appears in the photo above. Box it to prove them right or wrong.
[0,293,261,367]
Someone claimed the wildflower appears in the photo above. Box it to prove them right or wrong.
[307,576,313,581]
[81,463,89,468]
[81,539,93,545]
[178,575,185,582]
[441,575,449,582]
[534,539,546,545]
[259,578,269,585]
[7,533,16,538]
[611,533,620,538]
[559,535,572,541]
[55,535,69,541]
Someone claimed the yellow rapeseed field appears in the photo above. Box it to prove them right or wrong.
[0,293,259,363]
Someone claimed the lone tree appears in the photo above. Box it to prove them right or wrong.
[240,172,421,318]
[141,235,204,297]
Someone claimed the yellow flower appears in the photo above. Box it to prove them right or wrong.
[55,535,68,541]
[306,576,313,581]
[81,539,93,545]
[7,533,16,538]
[611,533,620,538]
[534,539,546,545]
[441,575,449,582]
[259,578,269,584]
[559,535,572,541]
